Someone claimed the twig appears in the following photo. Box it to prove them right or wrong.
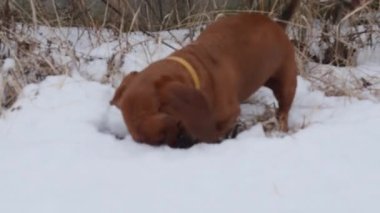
[141,30,178,50]
[100,0,122,17]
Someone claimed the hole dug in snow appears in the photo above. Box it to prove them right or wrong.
[97,105,128,140]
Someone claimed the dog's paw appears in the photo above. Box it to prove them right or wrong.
[262,116,279,133]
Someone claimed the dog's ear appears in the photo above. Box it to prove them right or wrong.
[110,71,139,107]
[160,82,219,141]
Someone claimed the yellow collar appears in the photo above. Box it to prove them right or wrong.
[166,56,201,90]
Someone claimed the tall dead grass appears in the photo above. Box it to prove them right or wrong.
[0,0,379,113]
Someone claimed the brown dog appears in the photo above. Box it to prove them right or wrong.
[111,0,299,148]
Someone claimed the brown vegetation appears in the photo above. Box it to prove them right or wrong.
[0,0,379,112]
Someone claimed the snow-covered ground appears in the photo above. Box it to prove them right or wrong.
[0,28,380,213]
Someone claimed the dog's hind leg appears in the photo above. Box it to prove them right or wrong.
[265,65,297,132]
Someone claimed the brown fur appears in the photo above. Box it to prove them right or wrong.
[111,1,299,148]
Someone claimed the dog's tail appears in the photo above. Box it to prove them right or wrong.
[277,0,300,28]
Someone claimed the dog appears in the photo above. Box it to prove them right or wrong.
[111,0,300,148]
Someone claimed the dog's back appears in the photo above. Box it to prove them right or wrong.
[195,13,296,101]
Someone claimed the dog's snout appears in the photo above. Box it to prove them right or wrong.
[172,132,196,149]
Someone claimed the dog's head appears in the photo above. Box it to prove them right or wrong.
[110,71,177,147]
[111,70,211,148]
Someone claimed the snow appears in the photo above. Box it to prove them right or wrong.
[1,28,380,213]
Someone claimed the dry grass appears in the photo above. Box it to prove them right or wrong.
[292,0,379,66]
[0,25,64,109]
[1,0,380,114]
